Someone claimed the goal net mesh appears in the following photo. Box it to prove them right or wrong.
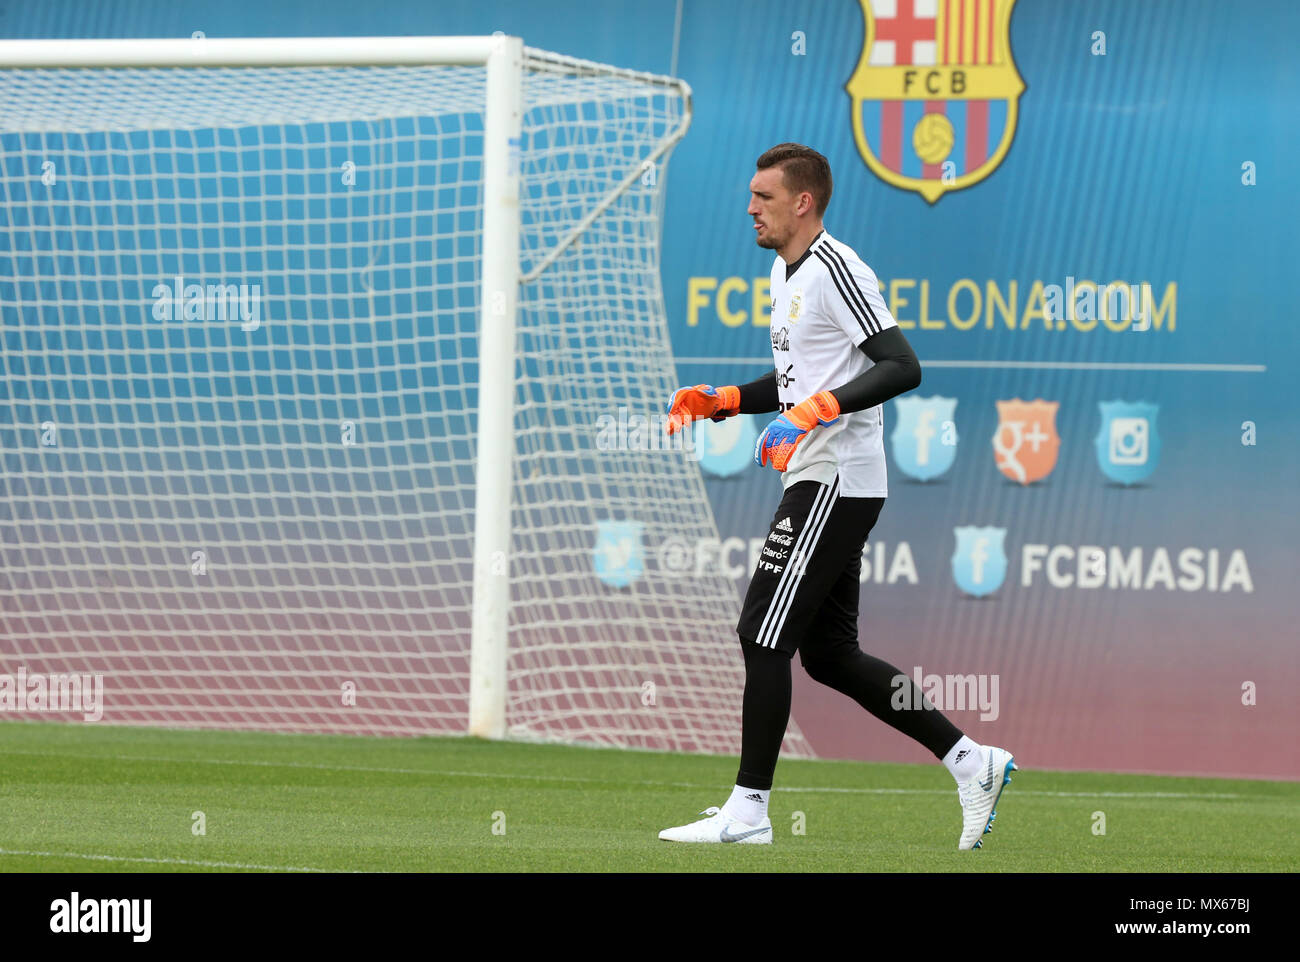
[0,50,813,758]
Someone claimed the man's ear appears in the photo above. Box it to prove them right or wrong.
[797,191,814,216]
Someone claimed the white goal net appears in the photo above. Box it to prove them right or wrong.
[0,38,812,758]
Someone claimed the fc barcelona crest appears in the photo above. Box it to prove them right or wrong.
[848,0,1026,203]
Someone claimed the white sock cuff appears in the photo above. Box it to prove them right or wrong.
[723,784,770,825]
[943,736,984,782]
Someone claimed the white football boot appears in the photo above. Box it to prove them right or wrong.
[658,806,773,844]
[956,746,1018,850]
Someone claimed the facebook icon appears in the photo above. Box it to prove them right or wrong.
[951,526,1008,597]
[891,396,958,481]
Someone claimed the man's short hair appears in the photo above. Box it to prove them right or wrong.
[755,143,832,217]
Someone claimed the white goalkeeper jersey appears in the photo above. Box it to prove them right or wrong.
[767,230,897,497]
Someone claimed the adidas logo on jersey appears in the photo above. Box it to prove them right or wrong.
[776,517,794,532]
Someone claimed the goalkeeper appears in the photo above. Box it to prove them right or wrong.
[659,144,1015,850]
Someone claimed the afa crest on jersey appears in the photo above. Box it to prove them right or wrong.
[992,398,1060,485]
[789,291,803,322]
[1094,401,1161,485]
[951,525,1007,597]
[847,0,1025,203]
[890,395,958,481]
[593,520,644,588]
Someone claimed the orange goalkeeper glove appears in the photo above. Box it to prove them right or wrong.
[754,391,840,471]
[665,384,741,436]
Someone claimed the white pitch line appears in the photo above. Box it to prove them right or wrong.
[0,746,637,783]
[0,748,1250,800]
[0,847,355,873]
[780,786,1246,800]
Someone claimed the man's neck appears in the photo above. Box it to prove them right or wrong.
[779,222,826,264]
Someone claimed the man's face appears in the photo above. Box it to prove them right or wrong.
[748,166,803,251]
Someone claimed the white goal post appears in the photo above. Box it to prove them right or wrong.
[0,36,812,758]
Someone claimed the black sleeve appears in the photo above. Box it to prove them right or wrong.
[828,326,922,414]
[736,369,779,414]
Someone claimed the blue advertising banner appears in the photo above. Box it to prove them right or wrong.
[2,0,1295,778]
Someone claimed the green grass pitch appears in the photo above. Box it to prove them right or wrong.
[1,720,1296,872]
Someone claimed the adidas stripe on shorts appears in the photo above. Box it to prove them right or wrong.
[737,477,885,657]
